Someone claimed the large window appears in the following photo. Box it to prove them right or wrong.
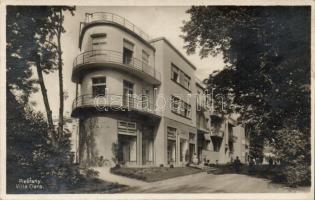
[171,63,191,90]
[91,33,107,50]
[92,77,106,97]
[171,96,191,119]
[123,39,134,65]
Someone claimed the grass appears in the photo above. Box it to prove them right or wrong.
[62,176,129,194]
[111,166,203,182]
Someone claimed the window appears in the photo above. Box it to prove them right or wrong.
[171,96,180,114]
[183,102,191,118]
[118,120,137,136]
[183,74,191,90]
[171,64,180,83]
[171,96,191,119]
[189,132,195,142]
[92,77,106,97]
[123,80,134,107]
[167,126,176,139]
[91,33,106,50]
[142,50,149,66]
[123,40,134,65]
[171,63,191,90]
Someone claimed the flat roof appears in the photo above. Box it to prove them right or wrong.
[149,37,197,70]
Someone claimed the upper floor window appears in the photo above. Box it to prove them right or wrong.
[123,39,134,65]
[92,77,106,97]
[171,63,191,90]
[171,64,180,83]
[142,50,149,66]
[91,33,107,50]
[171,96,181,114]
[183,74,191,90]
[171,95,191,119]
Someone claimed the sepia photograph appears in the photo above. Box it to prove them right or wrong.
[1,1,314,199]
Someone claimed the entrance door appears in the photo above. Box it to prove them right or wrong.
[189,143,195,162]
[142,126,154,165]
[167,140,176,164]
[118,134,137,165]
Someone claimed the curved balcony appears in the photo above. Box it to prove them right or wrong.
[71,94,160,119]
[85,12,149,41]
[79,12,153,49]
[72,49,161,85]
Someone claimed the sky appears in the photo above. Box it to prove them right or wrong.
[30,6,225,118]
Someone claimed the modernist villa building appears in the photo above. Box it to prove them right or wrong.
[71,12,249,167]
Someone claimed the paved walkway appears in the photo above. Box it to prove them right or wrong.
[94,167,147,187]
[95,167,310,193]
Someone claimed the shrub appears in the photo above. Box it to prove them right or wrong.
[274,128,311,186]
[83,168,100,178]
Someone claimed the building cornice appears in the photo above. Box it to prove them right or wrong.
[149,37,197,71]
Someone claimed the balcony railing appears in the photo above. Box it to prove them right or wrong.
[83,12,150,41]
[72,94,157,116]
[210,128,224,138]
[73,49,161,82]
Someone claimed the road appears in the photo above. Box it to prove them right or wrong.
[95,167,309,193]
[124,172,309,193]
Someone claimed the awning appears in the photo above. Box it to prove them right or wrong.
[204,133,211,141]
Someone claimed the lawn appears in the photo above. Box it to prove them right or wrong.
[110,166,203,182]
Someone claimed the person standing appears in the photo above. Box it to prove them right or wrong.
[234,156,241,173]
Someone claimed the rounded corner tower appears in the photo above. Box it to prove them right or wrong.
[71,12,161,167]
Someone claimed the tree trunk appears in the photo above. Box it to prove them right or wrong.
[57,11,64,139]
[35,54,56,143]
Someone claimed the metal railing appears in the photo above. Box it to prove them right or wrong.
[72,94,157,115]
[210,128,224,138]
[73,49,161,82]
[83,12,150,41]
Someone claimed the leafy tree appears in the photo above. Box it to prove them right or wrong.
[181,6,310,185]
[6,6,79,192]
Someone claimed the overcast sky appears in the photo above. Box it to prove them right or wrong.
[30,6,225,118]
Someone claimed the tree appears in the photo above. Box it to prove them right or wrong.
[181,6,310,185]
[7,6,57,138]
[47,7,75,138]
[6,6,79,192]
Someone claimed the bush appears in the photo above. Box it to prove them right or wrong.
[274,128,311,186]
[7,99,80,193]
[83,168,99,178]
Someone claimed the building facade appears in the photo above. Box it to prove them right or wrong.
[71,12,249,167]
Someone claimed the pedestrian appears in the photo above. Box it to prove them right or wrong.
[234,156,241,173]
[192,153,198,165]
[248,158,255,175]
